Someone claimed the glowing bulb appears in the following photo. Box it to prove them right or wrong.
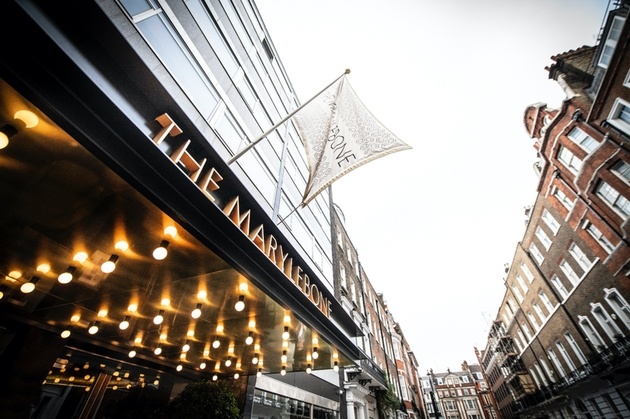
[88,321,100,335]
[14,110,39,128]
[245,332,254,345]
[225,359,232,367]
[115,240,129,252]
[234,295,245,312]
[312,348,319,360]
[153,310,165,325]
[216,325,224,333]
[239,282,248,292]
[333,361,339,372]
[212,375,218,381]
[36,263,51,273]
[182,341,190,352]
[58,266,76,284]
[119,316,130,330]
[234,373,239,379]
[281,351,287,363]
[101,254,118,273]
[176,364,183,372]
[7,270,21,281]
[71,314,81,322]
[73,252,88,264]
[200,362,207,369]
[154,346,162,355]
[282,326,290,340]
[153,240,169,260]
[191,303,202,319]
[61,327,72,338]
[252,354,259,365]
[161,297,170,307]
[20,276,39,294]
[212,338,220,349]
[306,364,312,374]
[97,309,108,318]
[0,132,8,149]
[281,366,286,376]
[257,368,262,377]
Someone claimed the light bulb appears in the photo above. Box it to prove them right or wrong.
[333,361,339,372]
[281,366,286,376]
[213,375,218,381]
[58,266,76,284]
[0,131,8,149]
[281,351,287,363]
[153,310,165,325]
[73,252,88,264]
[234,295,245,312]
[282,326,290,340]
[252,354,259,365]
[176,364,183,372]
[61,327,72,339]
[245,332,254,345]
[312,348,319,359]
[119,316,130,330]
[234,373,240,379]
[225,358,232,367]
[154,346,162,355]
[14,110,39,128]
[20,276,39,294]
[182,341,190,352]
[257,368,262,377]
[306,364,312,374]
[212,338,220,348]
[200,362,207,369]
[153,240,169,260]
[101,254,119,273]
[191,303,202,319]
[88,321,100,335]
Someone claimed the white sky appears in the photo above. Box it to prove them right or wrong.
[256,0,611,375]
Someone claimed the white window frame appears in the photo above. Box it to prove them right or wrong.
[533,302,546,321]
[551,275,570,300]
[556,340,577,372]
[534,362,549,386]
[535,226,553,250]
[598,16,625,68]
[564,332,588,365]
[560,259,580,286]
[539,358,556,383]
[528,312,540,331]
[607,97,630,136]
[541,209,561,235]
[591,303,624,341]
[512,285,524,303]
[520,262,535,282]
[516,275,529,294]
[612,160,630,183]
[596,180,630,218]
[539,290,556,313]
[558,145,583,173]
[567,127,598,153]
[579,315,606,350]
[522,323,533,340]
[529,243,544,265]
[604,288,630,331]
[584,221,616,254]
[548,348,567,379]
[552,186,575,210]
[568,243,593,271]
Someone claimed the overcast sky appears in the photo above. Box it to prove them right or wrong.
[256,0,612,374]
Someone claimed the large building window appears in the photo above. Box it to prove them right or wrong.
[529,243,544,265]
[551,275,570,300]
[607,98,630,136]
[520,262,535,282]
[568,243,593,271]
[558,145,583,173]
[604,288,630,330]
[596,180,630,218]
[564,333,588,365]
[512,285,524,303]
[552,186,575,210]
[584,221,616,254]
[547,348,567,379]
[612,160,630,182]
[541,209,561,234]
[567,127,598,152]
[560,259,580,286]
[591,304,624,342]
[579,315,606,350]
[535,226,553,250]
[598,16,625,68]
[539,291,556,313]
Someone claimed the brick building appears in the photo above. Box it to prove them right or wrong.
[479,1,630,418]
